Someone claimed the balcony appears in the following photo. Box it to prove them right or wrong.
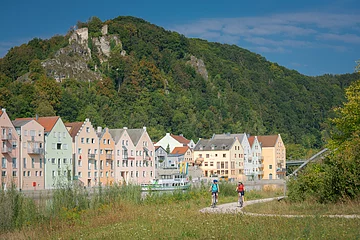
[28,148,44,155]
[1,133,12,141]
[106,154,113,160]
[88,154,96,159]
[2,146,12,153]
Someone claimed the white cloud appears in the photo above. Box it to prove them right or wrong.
[172,12,360,54]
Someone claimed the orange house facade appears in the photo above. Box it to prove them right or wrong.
[97,127,115,185]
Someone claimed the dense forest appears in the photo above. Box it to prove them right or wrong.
[0,16,358,159]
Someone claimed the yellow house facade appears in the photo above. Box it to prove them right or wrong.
[257,134,286,180]
[193,137,245,180]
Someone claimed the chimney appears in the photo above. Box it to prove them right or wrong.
[143,126,147,131]
[123,127,128,129]
[97,126,102,133]
[179,134,183,137]
[36,114,38,120]
[1,108,5,113]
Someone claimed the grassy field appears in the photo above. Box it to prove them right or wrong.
[2,187,359,240]
[244,198,360,216]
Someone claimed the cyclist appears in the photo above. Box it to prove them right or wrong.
[236,181,245,207]
[209,179,220,205]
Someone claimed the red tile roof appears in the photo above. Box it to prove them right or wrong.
[15,116,59,133]
[171,134,190,145]
[171,146,189,155]
[257,135,279,147]
[248,136,255,147]
[65,122,84,141]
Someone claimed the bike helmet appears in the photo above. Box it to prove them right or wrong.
[213,179,218,183]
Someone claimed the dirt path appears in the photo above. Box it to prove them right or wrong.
[200,197,360,219]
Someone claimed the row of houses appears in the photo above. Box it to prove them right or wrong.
[1,108,286,190]
[154,132,286,181]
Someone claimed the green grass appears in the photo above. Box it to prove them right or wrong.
[244,198,360,215]
[2,193,360,240]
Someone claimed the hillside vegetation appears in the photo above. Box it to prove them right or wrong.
[0,16,358,157]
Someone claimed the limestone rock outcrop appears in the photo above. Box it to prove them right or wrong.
[188,56,209,81]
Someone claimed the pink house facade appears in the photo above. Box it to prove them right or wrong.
[13,118,45,190]
[109,127,155,184]
[0,109,20,190]
[66,119,99,187]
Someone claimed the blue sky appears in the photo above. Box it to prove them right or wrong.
[1,0,359,76]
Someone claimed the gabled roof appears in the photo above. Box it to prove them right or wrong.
[194,138,236,151]
[65,122,83,141]
[257,135,279,147]
[108,129,126,144]
[127,128,145,146]
[15,116,59,133]
[36,116,60,133]
[12,119,33,127]
[171,146,189,155]
[248,136,255,147]
[212,133,245,142]
[171,134,190,145]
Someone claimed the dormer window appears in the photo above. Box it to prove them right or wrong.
[211,144,215,150]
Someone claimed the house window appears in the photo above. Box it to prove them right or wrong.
[78,148,82,154]
[52,143,56,149]
[1,158,6,168]
[23,171,26,177]
[117,150,120,156]
[12,158,17,168]
[88,172,91,178]
[40,159,42,168]
[206,154,209,158]
[130,171,133,178]
[269,165,272,169]
[51,158,56,164]
[143,171,146,177]
[78,160,82,166]
[81,138,84,143]
[86,138,89,144]
[63,144,68,150]
[136,171,139,177]
[35,171,38,177]
[23,158,27,169]
[100,149,103,155]
[150,171,153,177]
[91,138,95,144]
[108,139,110,144]
[63,158,67,164]
[1,171,6,177]
[86,127,90,133]
[103,139,106,144]
[40,171,42,176]
[223,154,226,158]
[32,158,35,168]
[57,143,61,150]
[28,171,31,177]
[78,172,82,177]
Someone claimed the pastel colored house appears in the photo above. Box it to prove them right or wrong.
[193,137,244,180]
[172,146,193,164]
[109,127,155,184]
[65,119,99,187]
[155,133,195,152]
[257,134,286,180]
[154,146,167,169]
[127,127,155,184]
[248,136,263,180]
[97,127,115,185]
[13,118,45,190]
[109,127,134,184]
[35,116,73,189]
[1,109,20,190]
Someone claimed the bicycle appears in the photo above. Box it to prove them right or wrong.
[211,192,217,208]
[238,192,243,207]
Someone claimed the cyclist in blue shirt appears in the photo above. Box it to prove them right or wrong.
[209,179,220,203]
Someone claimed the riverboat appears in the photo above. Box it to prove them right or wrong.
[141,173,190,191]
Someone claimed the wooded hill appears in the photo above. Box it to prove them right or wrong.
[0,16,358,158]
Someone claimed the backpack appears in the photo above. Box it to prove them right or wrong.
[211,183,218,192]
[237,184,244,192]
